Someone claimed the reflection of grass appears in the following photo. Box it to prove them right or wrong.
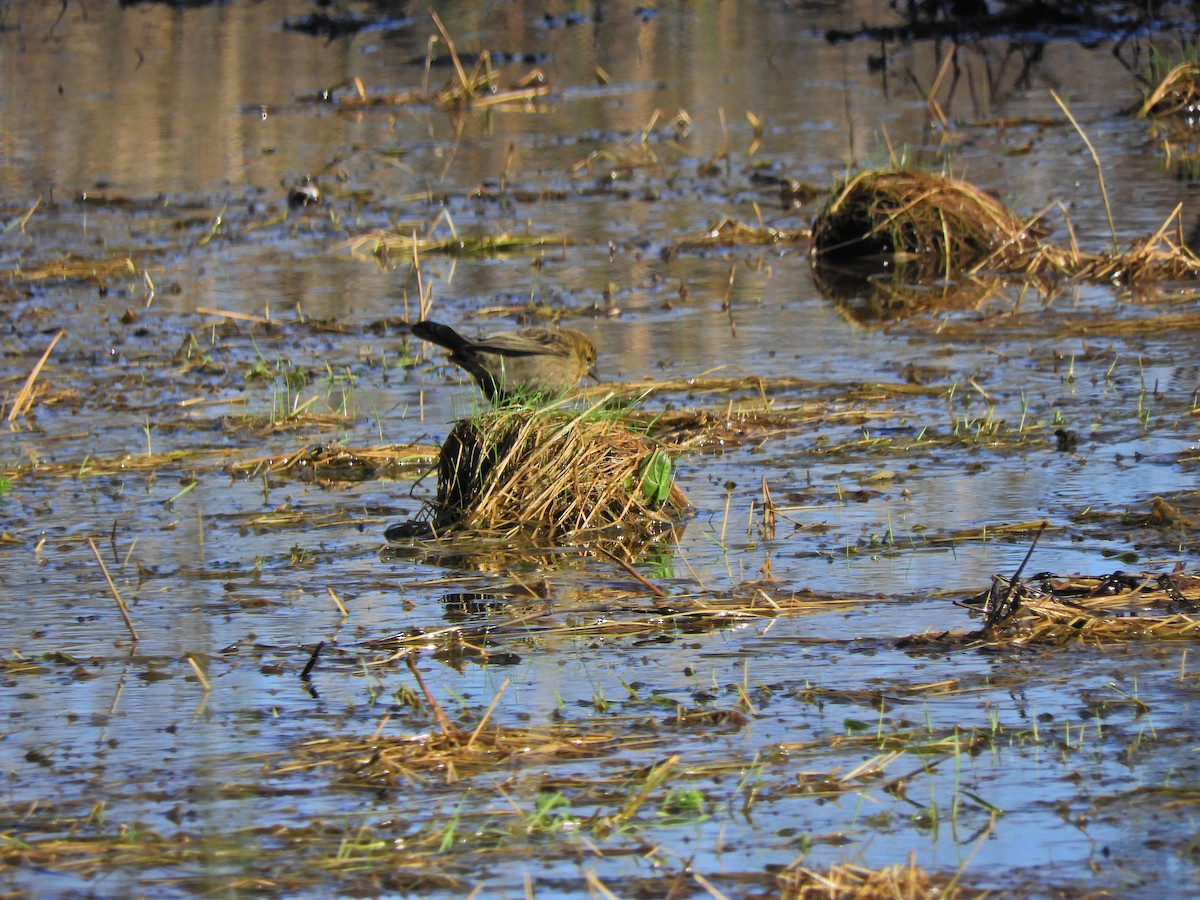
[828,520,1050,561]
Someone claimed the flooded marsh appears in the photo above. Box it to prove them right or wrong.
[4,1,1200,897]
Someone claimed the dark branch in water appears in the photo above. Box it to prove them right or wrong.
[985,519,1047,628]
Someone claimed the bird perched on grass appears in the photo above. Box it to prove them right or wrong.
[411,320,597,402]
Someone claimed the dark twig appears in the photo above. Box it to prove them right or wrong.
[986,520,1047,628]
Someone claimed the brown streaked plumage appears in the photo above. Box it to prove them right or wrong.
[412,320,597,402]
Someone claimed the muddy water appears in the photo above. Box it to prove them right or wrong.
[3,1,1200,897]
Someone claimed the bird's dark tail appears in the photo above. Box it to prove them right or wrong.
[411,320,472,353]
[412,319,502,399]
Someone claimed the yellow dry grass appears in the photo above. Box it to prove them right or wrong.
[1137,60,1200,119]
[899,568,1200,651]
[427,403,690,543]
[807,168,1200,291]
[779,853,983,899]
[811,169,1039,276]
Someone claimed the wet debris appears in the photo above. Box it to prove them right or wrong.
[777,176,825,210]
[678,216,806,249]
[1141,495,1194,529]
[283,707,626,789]
[229,442,438,483]
[310,14,550,114]
[346,228,566,264]
[905,566,1200,650]
[1019,209,1200,282]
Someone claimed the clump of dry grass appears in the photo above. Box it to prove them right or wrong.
[281,656,623,790]
[1018,204,1200,283]
[1135,61,1200,181]
[329,12,550,114]
[229,442,438,482]
[811,169,1040,276]
[283,710,623,789]
[2,253,147,287]
[1137,60,1200,119]
[426,403,689,543]
[805,168,1200,297]
[778,853,980,899]
[677,216,806,249]
[931,567,1200,649]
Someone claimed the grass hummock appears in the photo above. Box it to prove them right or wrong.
[808,166,1200,293]
[410,401,690,546]
[811,168,1040,276]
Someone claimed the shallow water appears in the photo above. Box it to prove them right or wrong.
[4,1,1200,897]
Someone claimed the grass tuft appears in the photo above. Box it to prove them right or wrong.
[811,168,1040,276]
[425,402,691,546]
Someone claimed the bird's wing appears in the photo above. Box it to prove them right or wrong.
[474,331,567,358]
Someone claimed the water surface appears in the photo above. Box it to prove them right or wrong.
[3,1,1200,897]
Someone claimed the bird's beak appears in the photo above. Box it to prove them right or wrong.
[587,364,601,383]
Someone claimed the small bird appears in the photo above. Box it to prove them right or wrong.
[411,319,597,402]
